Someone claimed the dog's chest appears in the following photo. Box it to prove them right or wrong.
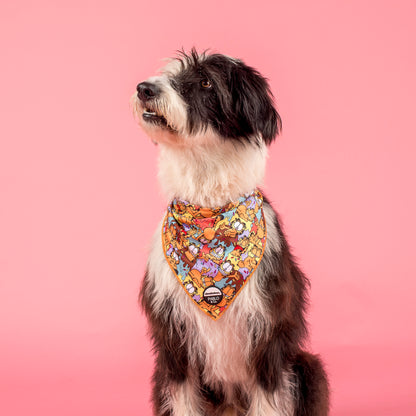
[147,225,254,384]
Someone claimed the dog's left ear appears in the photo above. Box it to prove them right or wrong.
[230,62,282,144]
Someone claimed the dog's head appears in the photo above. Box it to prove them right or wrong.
[133,49,281,147]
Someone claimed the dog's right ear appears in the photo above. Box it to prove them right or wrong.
[230,62,282,145]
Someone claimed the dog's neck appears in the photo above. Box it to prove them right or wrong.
[157,139,267,208]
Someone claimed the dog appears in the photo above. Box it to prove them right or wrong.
[133,49,329,416]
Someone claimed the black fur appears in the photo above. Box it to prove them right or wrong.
[251,197,309,391]
[171,49,282,144]
[141,271,189,415]
[292,352,330,416]
[199,379,227,416]
[141,273,189,382]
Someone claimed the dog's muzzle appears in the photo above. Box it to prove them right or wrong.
[136,82,168,127]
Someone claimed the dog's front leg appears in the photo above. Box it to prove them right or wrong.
[140,269,205,416]
[146,325,206,416]
[151,363,205,416]
[246,376,295,416]
[151,354,206,416]
[169,379,205,416]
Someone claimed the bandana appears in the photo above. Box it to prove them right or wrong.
[162,189,267,320]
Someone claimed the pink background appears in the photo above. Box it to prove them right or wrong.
[1,1,415,415]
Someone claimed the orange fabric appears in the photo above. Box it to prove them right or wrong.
[162,190,267,320]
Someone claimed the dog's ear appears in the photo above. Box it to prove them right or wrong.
[230,62,282,144]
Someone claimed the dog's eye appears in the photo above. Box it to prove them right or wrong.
[201,79,212,88]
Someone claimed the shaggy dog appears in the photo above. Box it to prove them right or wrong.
[133,49,329,416]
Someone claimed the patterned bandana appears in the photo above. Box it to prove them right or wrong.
[162,189,267,320]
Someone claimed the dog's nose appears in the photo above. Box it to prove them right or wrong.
[136,82,160,101]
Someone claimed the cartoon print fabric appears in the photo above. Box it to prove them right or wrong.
[162,189,267,320]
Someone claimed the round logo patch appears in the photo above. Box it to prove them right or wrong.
[203,286,223,305]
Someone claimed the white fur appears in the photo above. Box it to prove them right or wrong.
[247,374,295,416]
[161,58,186,76]
[169,381,205,416]
[157,138,267,207]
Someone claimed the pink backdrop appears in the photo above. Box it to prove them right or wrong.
[1,1,415,415]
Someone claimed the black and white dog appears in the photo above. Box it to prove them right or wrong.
[134,49,329,416]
